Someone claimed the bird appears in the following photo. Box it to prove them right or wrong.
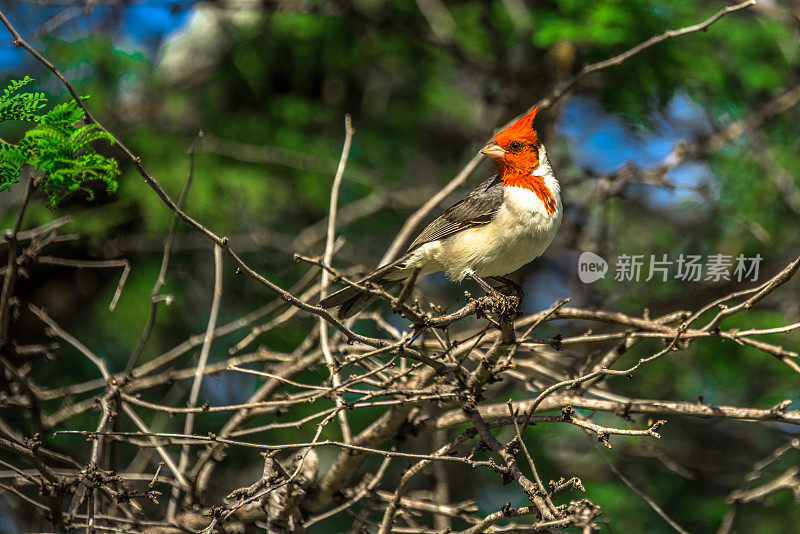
[320,106,562,319]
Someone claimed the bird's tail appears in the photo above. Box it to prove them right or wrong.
[319,257,407,319]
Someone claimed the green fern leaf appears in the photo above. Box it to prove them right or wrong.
[0,78,119,206]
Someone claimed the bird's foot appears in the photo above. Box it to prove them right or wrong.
[488,276,524,300]
[467,272,522,319]
[486,290,521,319]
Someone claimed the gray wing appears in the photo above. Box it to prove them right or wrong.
[407,175,504,251]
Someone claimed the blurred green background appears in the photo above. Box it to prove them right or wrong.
[0,0,799,532]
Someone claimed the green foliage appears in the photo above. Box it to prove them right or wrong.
[533,0,641,47]
[0,77,119,208]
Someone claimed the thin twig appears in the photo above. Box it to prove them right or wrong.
[0,172,35,346]
[167,244,223,518]
[125,133,203,375]
[36,256,130,311]
[583,426,690,534]
[319,115,355,444]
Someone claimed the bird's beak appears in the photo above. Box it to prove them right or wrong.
[480,142,507,159]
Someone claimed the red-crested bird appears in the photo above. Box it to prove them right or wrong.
[320,107,562,318]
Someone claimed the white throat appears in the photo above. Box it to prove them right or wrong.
[531,143,553,177]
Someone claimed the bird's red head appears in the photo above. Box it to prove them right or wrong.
[480,106,541,177]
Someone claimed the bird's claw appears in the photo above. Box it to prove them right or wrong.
[482,289,521,319]
[467,272,523,319]
[487,277,523,318]
[488,276,524,300]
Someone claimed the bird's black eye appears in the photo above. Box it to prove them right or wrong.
[509,141,522,152]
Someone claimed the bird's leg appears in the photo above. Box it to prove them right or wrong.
[465,271,521,318]
[465,270,496,294]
